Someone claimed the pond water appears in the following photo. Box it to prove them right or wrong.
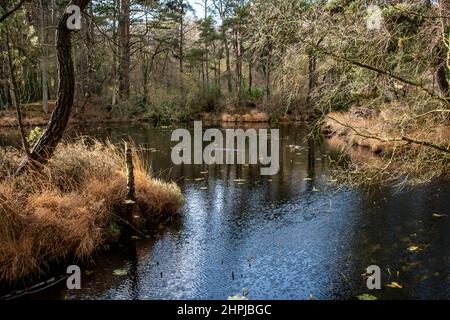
[1,123,449,300]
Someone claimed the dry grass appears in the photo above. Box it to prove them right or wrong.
[203,110,270,122]
[323,107,450,187]
[0,139,184,282]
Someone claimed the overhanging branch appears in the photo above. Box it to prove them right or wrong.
[0,0,27,23]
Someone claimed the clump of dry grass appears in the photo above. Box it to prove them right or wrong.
[323,107,449,187]
[0,139,184,282]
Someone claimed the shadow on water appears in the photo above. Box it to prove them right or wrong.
[0,123,449,300]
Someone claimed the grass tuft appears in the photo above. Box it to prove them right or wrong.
[0,139,183,282]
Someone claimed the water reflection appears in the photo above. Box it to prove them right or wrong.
[1,124,448,300]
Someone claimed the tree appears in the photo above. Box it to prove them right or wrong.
[214,0,233,96]
[17,0,91,172]
[38,0,49,114]
[118,0,131,100]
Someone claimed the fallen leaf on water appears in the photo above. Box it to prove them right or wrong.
[312,186,320,192]
[386,282,402,289]
[113,268,128,276]
[356,294,377,300]
[303,177,312,181]
[200,187,208,190]
[432,213,448,218]
[407,245,421,252]
[228,295,248,300]
[194,178,205,182]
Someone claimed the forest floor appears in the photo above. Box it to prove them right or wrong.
[0,140,184,283]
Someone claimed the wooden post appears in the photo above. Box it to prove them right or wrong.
[125,142,135,202]
[125,142,136,230]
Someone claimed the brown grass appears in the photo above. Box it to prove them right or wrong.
[0,139,184,282]
[203,110,270,123]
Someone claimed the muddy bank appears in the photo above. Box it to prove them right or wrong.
[202,109,312,123]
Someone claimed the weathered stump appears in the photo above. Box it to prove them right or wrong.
[124,143,142,231]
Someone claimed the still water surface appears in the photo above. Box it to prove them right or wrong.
[1,123,449,300]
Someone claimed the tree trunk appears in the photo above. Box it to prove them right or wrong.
[307,51,317,106]
[262,43,272,111]
[118,0,130,100]
[17,0,91,173]
[5,26,30,157]
[223,29,232,96]
[204,0,209,90]
[111,0,119,107]
[234,28,242,104]
[178,0,185,104]
[39,0,49,114]
[248,61,253,96]
[436,0,449,97]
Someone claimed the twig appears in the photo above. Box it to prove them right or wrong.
[326,115,450,154]
[0,0,27,23]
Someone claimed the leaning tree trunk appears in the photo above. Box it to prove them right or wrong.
[17,0,91,173]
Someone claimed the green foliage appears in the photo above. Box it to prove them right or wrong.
[356,294,377,300]
[28,127,44,146]
[241,84,264,100]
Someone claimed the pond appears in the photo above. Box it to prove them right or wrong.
[1,123,449,300]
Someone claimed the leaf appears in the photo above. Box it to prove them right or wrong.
[432,213,447,218]
[85,270,95,276]
[407,245,421,252]
[228,295,248,300]
[113,268,128,276]
[386,282,402,289]
[356,294,377,300]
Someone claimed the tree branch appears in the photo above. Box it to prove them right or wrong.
[326,115,450,154]
[308,42,450,105]
[0,0,27,23]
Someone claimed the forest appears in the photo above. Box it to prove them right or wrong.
[0,0,449,300]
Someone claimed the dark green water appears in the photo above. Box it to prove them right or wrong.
[1,123,449,300]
